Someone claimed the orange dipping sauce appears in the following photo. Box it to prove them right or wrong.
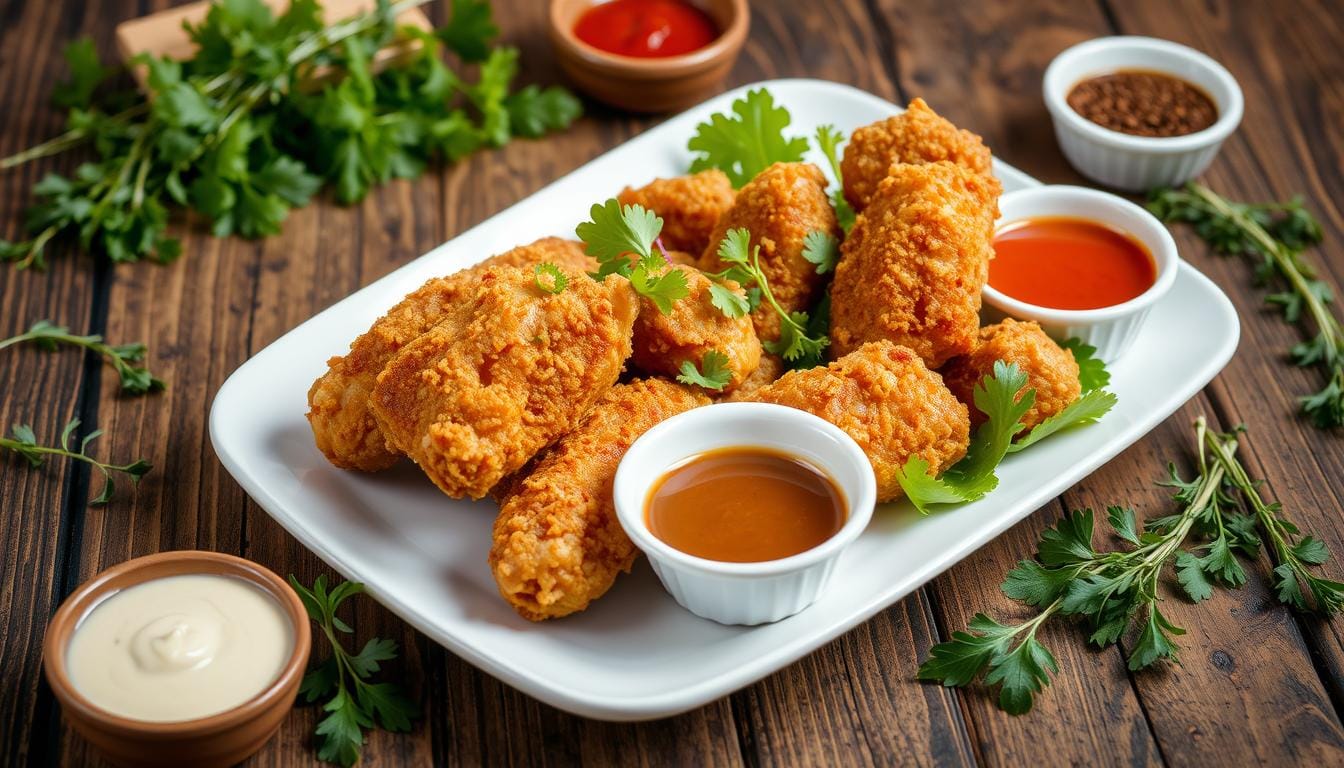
[574,0,718,59]
[645,447,847,563]
[990,216,1157,310]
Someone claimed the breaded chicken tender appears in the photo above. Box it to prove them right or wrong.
[491,379,710,620]
[630,265,761,391]
[306,238,593,471]
[941,319,1081,431]
[829,161,1001,368]
[721,352,785,402]
[841,98,994,212]
[701,162,839,342]
[750,341,969,503]
[618,170,736,255]
[368,265,637,499]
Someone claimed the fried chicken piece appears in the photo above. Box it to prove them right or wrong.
[721,352,785,402]
[630,266,761,391]
[368,265,637,498]
[306,238,593,471]
[750,341,969,503]
[841,97,994,212]
[617,170,736,255]
[700,162,839,342]
[829,161,1001,368]
[941,319,1081,431]
[491,379,710,620]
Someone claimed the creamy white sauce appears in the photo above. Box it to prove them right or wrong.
[66,574,294,722]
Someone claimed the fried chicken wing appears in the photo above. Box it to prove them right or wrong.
[368,265,638,498]
[630,265,761,391]
[306,238,593,471]
[491,379,710,620]
[700,162,839,342]
[829,161,1001,368]
[617,170,736,255]
[841,97,994,212]
[750,341,969,503]
[941,319,1081,431]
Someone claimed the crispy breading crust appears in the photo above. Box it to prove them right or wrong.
[490,379,710,620]
[306,238,593,471]
[829,161,1001,368]
[749,341,970,502]
[617,170,736,256]
[367,265,637,499]
[841,97,994,212]
[721,352,786,402]
[700,162,839,343]
[630,266,761,391]
[940,319,1081,430]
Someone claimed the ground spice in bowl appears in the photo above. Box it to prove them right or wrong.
[1066,70,1218,137]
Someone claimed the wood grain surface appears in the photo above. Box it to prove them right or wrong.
[1,0,1341,766]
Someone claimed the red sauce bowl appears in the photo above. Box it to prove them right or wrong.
[548,0,749,113]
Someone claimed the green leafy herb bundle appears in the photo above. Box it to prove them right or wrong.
[0,0,580,269]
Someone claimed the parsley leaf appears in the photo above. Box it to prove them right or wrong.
[576,199,688,313]
[0,418,151,506]
[801,230,838,274]
[688,88,809,187]
[1060,337,1110,392]
[52,39,114,109]
[1007,390,1118,454]
[677,350,732,391]
[533,262,567,294]
[438,0,499,62]
[1,319,165,394]
[706,227,828,360]
[708,281,751,318]
[504,85,582,138]
[814,124,855,234]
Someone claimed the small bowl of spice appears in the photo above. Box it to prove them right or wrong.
[549,0,749,113]
[1043,36,1243,191]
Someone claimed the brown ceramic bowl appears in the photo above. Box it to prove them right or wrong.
[43,551,311,768]
[549,0,749,113]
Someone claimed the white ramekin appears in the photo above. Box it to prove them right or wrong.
[613,402,876,626]
[1043,36,1243,191]
[982,185,1179,361]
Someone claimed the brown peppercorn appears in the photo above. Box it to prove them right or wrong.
[1066,69,1218,137]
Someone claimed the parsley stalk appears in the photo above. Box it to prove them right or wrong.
[0,319,164,394]
[0,418,151,505]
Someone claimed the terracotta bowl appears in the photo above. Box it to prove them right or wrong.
[43,551,311,768]
[549,0,749,113]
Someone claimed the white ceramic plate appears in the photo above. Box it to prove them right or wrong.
[210,79,1239,721]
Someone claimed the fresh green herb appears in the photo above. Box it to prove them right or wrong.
[707,281,751,319]
[1060,338,1109,393]
[705,227,827,362]
[0,0,579,270]
[0,320,164,394]
[1149,183,1342,427]
[1006,390,1117,454]
[687,88,809,188]
[676,350,732,391]
[1,418,151,505]
[575,198,690,314]
[814,124,855,234]
[919,417,1342,715]
[801,230,838,275]
[533,262,567,294]
[289,574,417,767]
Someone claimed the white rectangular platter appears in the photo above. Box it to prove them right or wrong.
[210,79,1239,721]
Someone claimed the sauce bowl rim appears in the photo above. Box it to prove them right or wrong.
[547,0,750,77]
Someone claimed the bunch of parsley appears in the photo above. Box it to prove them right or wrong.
[0,0,580,270]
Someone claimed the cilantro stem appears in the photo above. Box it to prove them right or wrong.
[0,320,164,394]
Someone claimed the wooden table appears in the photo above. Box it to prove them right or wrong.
[3,0,1342,764]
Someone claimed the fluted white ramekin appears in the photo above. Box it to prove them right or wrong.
[982,185,1178,362]
[613,403,876,626]
[1043,36,1243,191]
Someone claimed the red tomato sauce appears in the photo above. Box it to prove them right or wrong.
[574,0,719,59]
[990,216,1157,310]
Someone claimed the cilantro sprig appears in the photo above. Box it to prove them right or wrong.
[1,319,165,394]
[575,198,689,314]
[919,416,1344,714]
[289,575,417,767]
[1,418,151,505]
[814,124,855,234]
[704,228,827,362]
[688,88,809,188]
[801,230,838,275]
[676,349,732,391]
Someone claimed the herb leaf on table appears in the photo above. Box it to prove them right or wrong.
[1,319,165,394]
[0,418,151,505]
[687,88,809,188]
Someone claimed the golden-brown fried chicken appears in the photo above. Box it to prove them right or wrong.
[700,162,839,343]
[617,170,736,255]
[630,266,761,391]
[829,161,1001,368]
[368,265,638,499]
[941,319,1081,431]
[749,341,969,503]
[841,98,995,212]
[306,238,593,471]
[491,379,710,620]
[721,352,786,402]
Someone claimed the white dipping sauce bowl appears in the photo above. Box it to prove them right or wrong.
[613,402,877,626]
[982,185,1179,362]
[1043,36,1243,191]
